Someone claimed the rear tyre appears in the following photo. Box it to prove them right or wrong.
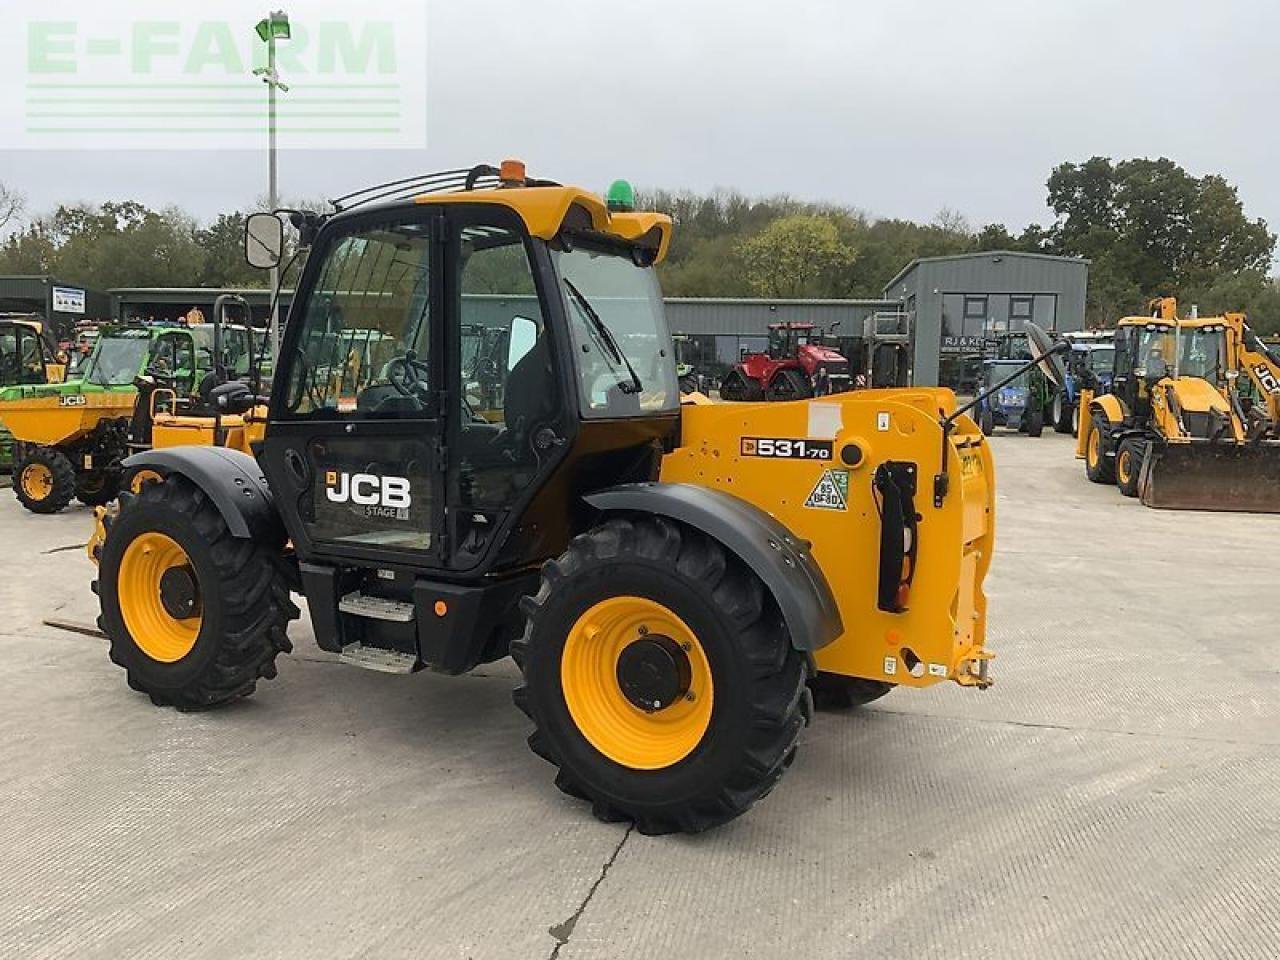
[809,673,894,710]
[14,447,76,514]
[979,407,995,436]
[765,368,813,402]
[96,474,299,711]
[719,369,763,402]
[1053,392,1074,433]
[76,471,121,507]
[512,515,811,835]
[1115,438,1143,498]
[1025,404,1044,437]
[1085,414,1116,484]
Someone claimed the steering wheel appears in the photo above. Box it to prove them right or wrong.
[386,353,430,400]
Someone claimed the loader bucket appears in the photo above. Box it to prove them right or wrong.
[1139,441,1280,513]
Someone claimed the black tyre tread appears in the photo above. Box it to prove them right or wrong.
[98,476,298,711]
[1085,413,1116,484]
[76,472,121,507]
[14,447,76,514]
[719,370,763,402]
[1053,393,1075,434]
[512,515,810,835]
[1116,437,1143,498]
[765,368,812,402]
[979,408,995,436]
[809,672,894,710]
[1025,405,1044,437]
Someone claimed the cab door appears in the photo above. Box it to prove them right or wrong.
[262,209,446,567]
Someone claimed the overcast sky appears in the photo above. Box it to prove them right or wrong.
[3,0,1279,246]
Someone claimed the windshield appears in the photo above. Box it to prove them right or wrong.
[987,362,1029,391]
[1135,326,1176,379]
[82,334,151,386]
[1088,347,1115,374]
[1178,326,1227,383]
[192,325,255,377]
[555,244,677,418]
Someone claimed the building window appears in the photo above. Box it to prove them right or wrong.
[963,296,988,321]
[1010,296,1034,325]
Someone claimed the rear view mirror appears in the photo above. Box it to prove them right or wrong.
[245,212,284,270]
[508,315,538,370]
[1025,322,1068,389]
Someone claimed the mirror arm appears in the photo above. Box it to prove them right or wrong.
[933,341,1070,508]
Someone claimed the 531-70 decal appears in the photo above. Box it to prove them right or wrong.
[740,437,833,460]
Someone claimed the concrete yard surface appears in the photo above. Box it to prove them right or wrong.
[0,431,1277,959]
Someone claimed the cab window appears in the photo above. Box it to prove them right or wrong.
[454,224,552,512]
[284,219,434,419]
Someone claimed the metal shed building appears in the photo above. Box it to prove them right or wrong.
[0,276,113,340]
[883,251,1089,388]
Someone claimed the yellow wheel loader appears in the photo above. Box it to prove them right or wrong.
[88,163,1053,833]
[1076,298,1280,512]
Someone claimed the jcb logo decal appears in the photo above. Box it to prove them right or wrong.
[59,394,87,407]
[325,471,411,510]
[1254,364,1280,394]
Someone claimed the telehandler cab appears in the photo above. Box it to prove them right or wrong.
[91,162,1048,833]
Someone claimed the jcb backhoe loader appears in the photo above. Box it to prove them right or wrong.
[1076,298,1280,512]
[88,162,1056,834]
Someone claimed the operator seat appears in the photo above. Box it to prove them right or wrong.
[502,331,554,455]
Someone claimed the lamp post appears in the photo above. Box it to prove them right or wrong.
[253,10,290,364]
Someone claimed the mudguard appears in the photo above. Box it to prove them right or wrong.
[122,446,284,542]
[584,482,843,652]
[1089,393,1125,427]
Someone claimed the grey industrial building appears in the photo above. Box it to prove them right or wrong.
[0,276,113,340]
[105,249,1087,392]
[882,251,1089,388]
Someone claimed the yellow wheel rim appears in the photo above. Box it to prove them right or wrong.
[21,463,53,501]
[1087,429,1100,468]
[118,532,202,663]
[129,469,164,494]
[562,596,714,771]
[1117,449,1132,484]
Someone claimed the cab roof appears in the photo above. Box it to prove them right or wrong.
[413,182,672,264]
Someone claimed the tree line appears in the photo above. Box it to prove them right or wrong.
[1,156,1276,333]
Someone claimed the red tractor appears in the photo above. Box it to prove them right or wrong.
[719,322,852,401]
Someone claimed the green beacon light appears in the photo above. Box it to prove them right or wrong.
[606,179,636,213]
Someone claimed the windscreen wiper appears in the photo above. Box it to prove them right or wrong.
[563,279,643,395]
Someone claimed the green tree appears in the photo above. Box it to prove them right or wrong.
[736,215,857,299]
[1044,156,1275,323]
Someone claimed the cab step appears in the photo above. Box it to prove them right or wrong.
[337,642,419,674]
[338,591,415,622]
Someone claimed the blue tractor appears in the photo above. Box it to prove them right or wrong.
[976,358,1047,436]
[1050,335,1115,435]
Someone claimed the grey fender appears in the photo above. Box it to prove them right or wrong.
[584,482,843,652]
[123,446,284,542]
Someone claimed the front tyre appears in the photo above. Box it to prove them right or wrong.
[809,673,894,709]
[14,447,76,514]
[96,474,299,710]
[513,515,811,835]
[1084,414,1116,484]
[1115,437,1144,498]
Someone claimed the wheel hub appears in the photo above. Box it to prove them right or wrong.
[616,634,692,712]
[159,565,201,621]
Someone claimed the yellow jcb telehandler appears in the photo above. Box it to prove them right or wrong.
[88,163,1063,833]
[1076,298,1280,512]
